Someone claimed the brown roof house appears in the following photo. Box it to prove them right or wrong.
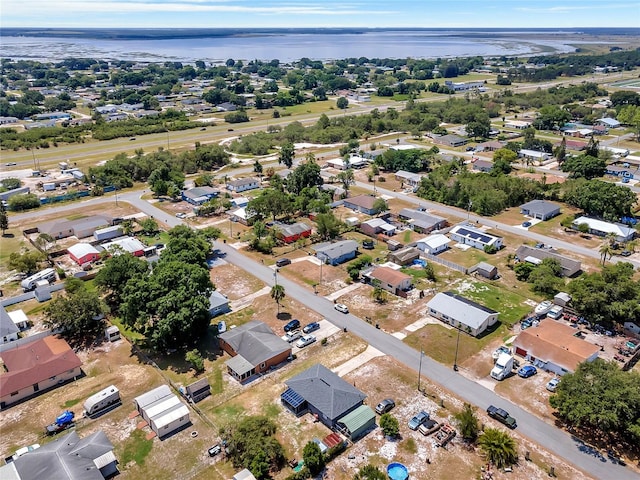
[1,336,82,408]
[513,319,600,375]
[218,320,291,382]
[365,266,412,295]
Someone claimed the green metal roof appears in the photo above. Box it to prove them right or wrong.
[337,405,375,434]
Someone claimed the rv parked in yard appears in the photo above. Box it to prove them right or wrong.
[20,268,56,292]
[491,352,514,381]
[83,385,121,417]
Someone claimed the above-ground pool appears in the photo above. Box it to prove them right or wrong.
[387,462,409,480]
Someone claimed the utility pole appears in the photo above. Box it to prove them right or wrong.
[417,349,424,391]
[453,325,461,371]
[467,200,473,222]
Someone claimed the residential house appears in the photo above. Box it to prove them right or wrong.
[0,336,83,408]
[218,320,291,382]
[281,364,367,428]
[0,430,118,480]
[275,222,312,244]
[314,240,359,266]
[208,291,231,317]
[226,177,260,193]
[398,209,446,234]
[444,80,485,92]
[387,246,421,265]
[473,262,498,280]
[32,111,71,121]
[433,134,467,148]
[515,245,582,277]
[513,320,600,375]
[365,266,412,295]
[133,385,190,438]
[68,243,101,265]
[0,116,19,125]
[1,307,19,344]
[426,291,499,337]
[572,216,635,242]
[0,187,30,203]
[394,170,423,188]
[518,149,549,163]
[181,186,219,205]
[228,207,255,225]
[504,120,532,130]
[217,102,237,112]
[38,215,113,240]
[415,234,451,255]
[343,195,379,215]
[472,160,494,173]
[596,118,620,129]
[476,141,504,152]
[556,139,587,151]
[102,237,146,257]
[360,218,396,237]
[519,200,561,221]
[449,224,503,251]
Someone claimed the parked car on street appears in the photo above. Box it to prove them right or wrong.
[276,258,291,267]
[487,405,517,429]
[295,334,316,348]
[303,322,320,334]
[375,398,396,415]
[517,365,537,378]
[334,303,349,313]
[408,411,430,430]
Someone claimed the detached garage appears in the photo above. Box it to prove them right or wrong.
[336,405,376,440]
[134,385,191,439]
[68,243,100,265]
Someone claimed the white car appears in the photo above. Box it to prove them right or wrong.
[217,321,227,334]
[295,334,316,348]
[334,303,349,313]
[281,330,302,343]
[546,378,560,392]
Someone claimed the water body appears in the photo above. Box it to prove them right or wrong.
[1,28,636,63]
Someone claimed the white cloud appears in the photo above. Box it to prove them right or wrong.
[3,0,396,16]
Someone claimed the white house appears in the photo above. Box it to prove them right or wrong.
[518,149,549,163]
[426,291,499,337]
[226,177,260,193]
[572,216,635,242]
[596,118,620,129]
[449,224,503,250]
[134,385,190,439]
[415,234,451,255]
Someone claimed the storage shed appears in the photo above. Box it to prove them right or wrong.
[336,405,376,440]
[133,385,191,439]
[185,378,211,403]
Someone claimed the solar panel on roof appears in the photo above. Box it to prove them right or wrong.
[281,388,305,408]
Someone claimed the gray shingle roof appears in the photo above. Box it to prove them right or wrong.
[519,200,560,216]
[219,320,290,367]
[314,240,358,260]
[515,246,581,277]
[285,364,366,422]
[4,431,114,480]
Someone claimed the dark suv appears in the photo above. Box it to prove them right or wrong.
[276,258,292,267]
[487,405,517,429]
[284,319,300,332]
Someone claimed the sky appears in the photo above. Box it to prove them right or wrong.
[1,0,639,29]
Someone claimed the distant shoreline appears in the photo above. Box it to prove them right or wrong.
[3,27,640,41]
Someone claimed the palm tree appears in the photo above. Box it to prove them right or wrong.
[336,169,354,196]
[625,239,638,253]
[270,284,285,315]
[478,428,518,469]
[605,232,618,247]
[599,242,613,266]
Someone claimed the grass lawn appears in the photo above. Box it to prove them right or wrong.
[453,280,532,326]
[277,100,335,115]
